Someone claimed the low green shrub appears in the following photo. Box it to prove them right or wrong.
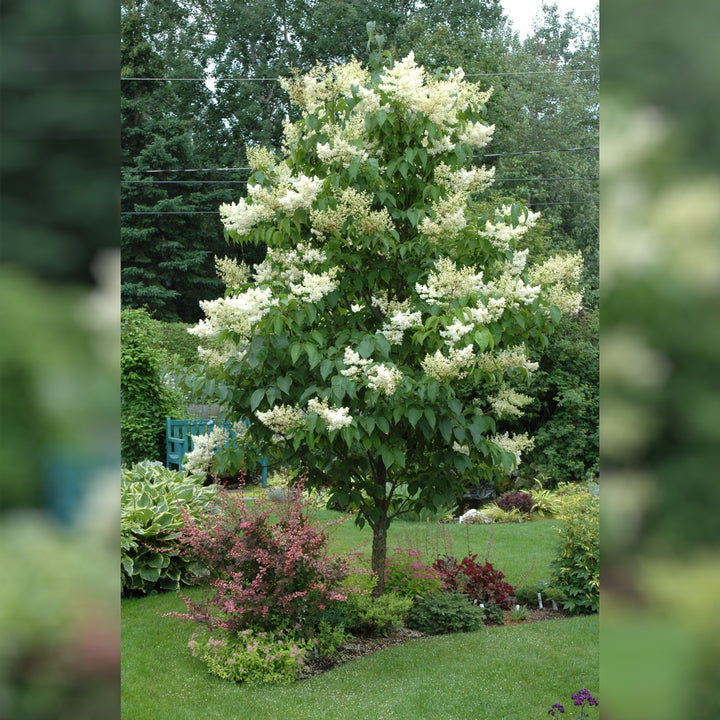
[515,581,565,606]
[405,592,485,635]
[550,491,599,614]
[121,461,217,596]
[344,591,413,637]
[189,626,311,685]
[481,602,505,625]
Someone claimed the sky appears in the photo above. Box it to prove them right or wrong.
[501,0,598,40]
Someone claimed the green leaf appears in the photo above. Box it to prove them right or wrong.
[381,445,395,469]
[320,358,334,380]
[376,416,390,434]
[408,407,422,427]
[424,407,436,429]
[277,375,292,394]
[250,388,265,411]
[290,342,302,364]
[358,337,374,358]
[439,417,453,443]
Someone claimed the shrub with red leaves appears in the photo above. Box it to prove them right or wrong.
[495,490,534,514]
[432,554,516,609]
[169,484,349,638]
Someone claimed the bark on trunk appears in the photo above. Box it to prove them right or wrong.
[370,511,389,598]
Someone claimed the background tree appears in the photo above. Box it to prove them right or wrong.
[189,46,583,593]
[121,0,228,321]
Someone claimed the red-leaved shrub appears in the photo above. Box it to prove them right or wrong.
[495,491,534,514]
[169,484,348,637]
[432,554,516,609]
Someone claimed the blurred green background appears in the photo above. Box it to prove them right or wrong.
[0,0,120,718]
[601,1,720,718]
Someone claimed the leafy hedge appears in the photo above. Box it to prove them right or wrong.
[121,461,218,596]
[121,308,186,465]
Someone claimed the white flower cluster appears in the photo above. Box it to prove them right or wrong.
[482,206,541,252]
[419,192,468,241]
[378,53,493,134]
[307,398,353,430]
[529,252,584,316]
[310,187,393,239]
[466,297,507,325]
[197,343,246,367]
[452,441,470,456]
[434,162,495,194]
[506,249,529,276]
[488,386,533,418]
[491,432,535,470]
[256,404,306,436]
[381,309,422,344]
[481,273,541,309]
[416,258,483,304]
[340,347,371,379]
[252,244,339,304]
[183,424,230,475]
[458,120,495,149]
[288,267,339,303]
[365,363,404,396]
[341,348,403,396]
[219,170,323,239]
[421,345,475,382]
[476,344,539,375]
[280,59,370,115]
[215,256,250,291]
[439,318,475,347]
[188,286,278,342]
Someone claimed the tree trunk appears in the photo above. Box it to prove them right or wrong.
[370,510,389,598]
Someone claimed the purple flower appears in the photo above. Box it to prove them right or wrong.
[548,703,565,716]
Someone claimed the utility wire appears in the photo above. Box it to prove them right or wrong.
[121,199,597,215]
[121,147,599,175]
[120,176,598,185]
[121,68,598,82]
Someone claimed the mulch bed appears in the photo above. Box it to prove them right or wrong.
[298,606,571,679]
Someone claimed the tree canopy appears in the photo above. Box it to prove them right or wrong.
[188,45,584,592]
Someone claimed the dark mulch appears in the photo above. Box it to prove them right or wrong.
[299,607,572,679]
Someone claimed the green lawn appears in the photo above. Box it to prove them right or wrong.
[122,514,597,719]
[319,509,562,588]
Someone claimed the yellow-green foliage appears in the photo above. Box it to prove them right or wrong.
[551,490,599,614]
[481,504,524,523]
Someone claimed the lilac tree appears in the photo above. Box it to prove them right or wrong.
[189,42,582,593]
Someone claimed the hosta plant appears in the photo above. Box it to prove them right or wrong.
[121,461,218,595]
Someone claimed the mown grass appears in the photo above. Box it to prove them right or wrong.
[122,512,596,719]
[317,508,561,588]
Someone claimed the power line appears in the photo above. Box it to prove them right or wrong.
[120,176,597,185]
[121,199,597,215]
[475,146,598,158]
[121,68,598,82]
[121,147,599,175]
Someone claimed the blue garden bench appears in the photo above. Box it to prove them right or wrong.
[165,418,267,486]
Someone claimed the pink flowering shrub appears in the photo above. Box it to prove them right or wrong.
[170,484,349,639]
[384,546,443,598]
